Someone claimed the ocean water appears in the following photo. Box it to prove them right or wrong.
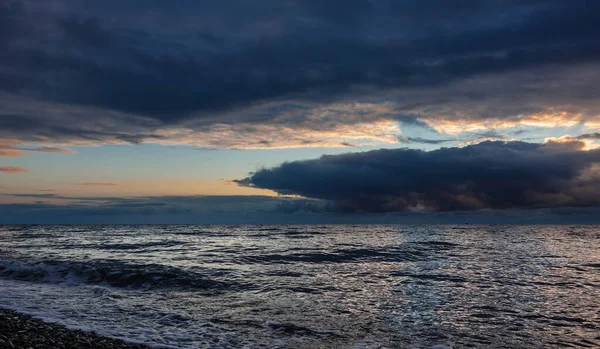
[0,225,598,349]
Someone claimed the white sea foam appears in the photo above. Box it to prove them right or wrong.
[0,279,240,349]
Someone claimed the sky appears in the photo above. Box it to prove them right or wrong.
[2,0,600,223]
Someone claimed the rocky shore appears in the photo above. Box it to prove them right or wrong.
[0,308,152,349]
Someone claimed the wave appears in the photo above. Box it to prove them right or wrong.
[0,259,230,291]
[391,271,467,283]
[92,241,184,251]
[241,247,429,264]
[241,241,458,265]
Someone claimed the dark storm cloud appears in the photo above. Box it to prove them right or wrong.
[1,0,600,142]
[236,141,600,212]
[0,110,163,144]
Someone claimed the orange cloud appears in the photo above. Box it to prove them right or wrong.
[0,139,21,157]
[421,111,586,136]
[544,135,599,151]
[0,166,28,173]
[0,138,75,156]
[0,149,23,157]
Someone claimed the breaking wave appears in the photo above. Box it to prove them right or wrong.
[0,259,230,291]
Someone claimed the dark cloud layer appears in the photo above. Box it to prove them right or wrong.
[0,194,332,223]
[1,0,600,145]
[237,141,600,212]
[3,193,600,224]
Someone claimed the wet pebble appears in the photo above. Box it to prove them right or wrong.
[0,309,151,349]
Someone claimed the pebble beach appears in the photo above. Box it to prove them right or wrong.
[0,309,151,349]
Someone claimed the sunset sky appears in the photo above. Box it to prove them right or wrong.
[2,0,600,223]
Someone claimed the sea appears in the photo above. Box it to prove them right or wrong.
[0,225,598,349]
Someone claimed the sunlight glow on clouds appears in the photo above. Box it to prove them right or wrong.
[421,111,586,136]
[544,136,600,151]
[152,119,402,149]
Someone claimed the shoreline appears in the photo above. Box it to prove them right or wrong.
[0,308,152,349]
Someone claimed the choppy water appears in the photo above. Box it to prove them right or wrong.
[0,225,599,348]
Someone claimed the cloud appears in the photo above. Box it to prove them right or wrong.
[577,133,600,140]
[5,193,58,198]
[543,135,599,151]
[18,146,74,153]
[3,192,600,224]
[398,136,455,145]
[0,138,73,156]
[0,149,22,157]
[236,141,600,212]
[155,117,403,149]
[1,192,335,218]
[0,166,27,173]
[0,139,22,156]
[1,1,600,148]
[78,182,121,186]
